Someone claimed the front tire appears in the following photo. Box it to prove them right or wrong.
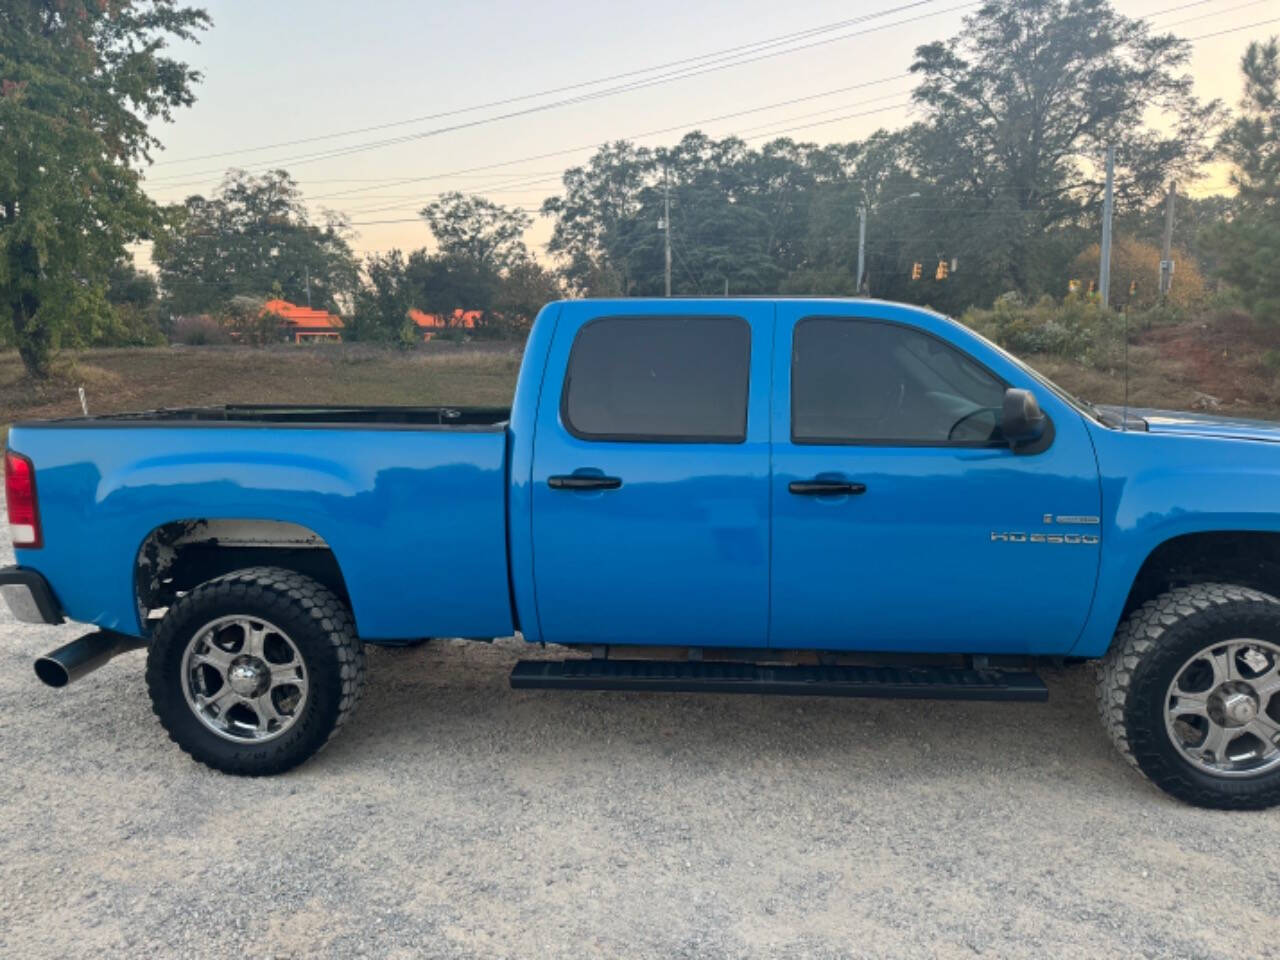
[1097,583,1280,809]
[146,567,365,775]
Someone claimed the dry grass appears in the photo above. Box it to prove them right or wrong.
[1030,309,1280,418]
[0,343,524,433]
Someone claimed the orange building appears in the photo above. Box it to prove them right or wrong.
[263,299,344,343]
[408,308,482,341]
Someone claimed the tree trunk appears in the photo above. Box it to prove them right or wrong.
[12,299,53,380]
[5,198,53,379]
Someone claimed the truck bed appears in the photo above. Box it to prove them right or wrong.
[7,414,516,640]
[21,404,511,429]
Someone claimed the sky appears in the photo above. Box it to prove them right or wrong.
[133,0,1280,269]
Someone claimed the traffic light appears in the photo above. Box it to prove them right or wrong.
[910,262,923,281]
[935,259,949,281]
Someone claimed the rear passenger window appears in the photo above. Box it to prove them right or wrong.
[562,315,750,442]
[792,317,1006,444]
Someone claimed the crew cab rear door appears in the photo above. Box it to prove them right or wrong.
[769,303,1102,654]
[529,300,772,648]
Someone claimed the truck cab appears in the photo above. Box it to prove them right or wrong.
[521,299,1098,655]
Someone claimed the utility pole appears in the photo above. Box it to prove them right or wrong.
[304,265,312,308]
[857,192,915,297]
[1099,145,1115,309]
[857,206,867,296]
[663,168,672,298]
[1159,179,1176,300]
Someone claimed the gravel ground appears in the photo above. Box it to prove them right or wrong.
[2,529,1279,959]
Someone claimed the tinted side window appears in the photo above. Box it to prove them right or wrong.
[792,318,1006,444]
[563,315,750,442]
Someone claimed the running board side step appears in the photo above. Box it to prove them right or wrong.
[510,659,1048,702]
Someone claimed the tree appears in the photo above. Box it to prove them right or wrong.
[0,1,209,376]
[1210,38,1280,320]
[908,0,1218,302]
[491,258,562,335]
[1116,191,1237,283]
[419,192,532,270]
[100,258,165,346]
[154,169,359,317]
[403,249,498,320]
[542,141,653,294]
[348,250,413,343]
[220,295,280,347]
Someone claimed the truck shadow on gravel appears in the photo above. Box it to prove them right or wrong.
[313,639,1153,803]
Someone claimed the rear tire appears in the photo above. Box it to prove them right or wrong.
[146,567,365,775]
[1097,583,1280,809]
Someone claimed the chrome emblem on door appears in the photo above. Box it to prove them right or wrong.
[991,531,1099,544]
[1044,514,1100,525]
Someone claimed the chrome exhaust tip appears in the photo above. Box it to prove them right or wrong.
[34,631,148,688]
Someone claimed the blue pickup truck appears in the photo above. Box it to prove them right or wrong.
[5,298,1280,808]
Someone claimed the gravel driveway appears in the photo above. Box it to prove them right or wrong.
[2,527,1278,959]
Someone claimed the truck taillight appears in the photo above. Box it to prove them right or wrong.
[4,450,42,548]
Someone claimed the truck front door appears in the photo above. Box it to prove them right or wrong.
[769,305,1102,654]
[530,301,772,648]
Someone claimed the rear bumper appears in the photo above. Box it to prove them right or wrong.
[0,567,64,625]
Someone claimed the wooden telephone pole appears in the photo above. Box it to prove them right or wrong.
[663,169,672,298]
[1099,145,1115,309]
[1159,180,1176,300]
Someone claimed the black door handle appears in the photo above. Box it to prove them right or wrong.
[788,480,866,496]
[548,474,623,491]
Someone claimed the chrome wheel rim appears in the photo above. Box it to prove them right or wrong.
[1165,638,1280,778]
[180,615,309,743]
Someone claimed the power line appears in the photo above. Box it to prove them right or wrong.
[341,172,567,216]
[1140,0,1214,18]
[1187,16,1280,38]
[1162,0,1267,28]
[152,0,943,167]
[142,75,917,209]
[140,1,979,186]
[335,89,912,218]
[340,101,913,225]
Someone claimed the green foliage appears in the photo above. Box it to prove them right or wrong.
[220,295,279,347]
[1116,192,1239,281]
[488,259,562,337]
[96,258,165,346]
[154,169,359,317]
[0,0,209,376]
[419,193,532,270]
[407,250,500,319]
[960,295,1125,367]
[347,251,413,344]
[348,243,562,343]
[1209,39,1280,322]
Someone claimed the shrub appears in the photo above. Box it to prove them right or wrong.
[221,295,281,346]
[959,294,1126,368]
[171,314,231,345]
